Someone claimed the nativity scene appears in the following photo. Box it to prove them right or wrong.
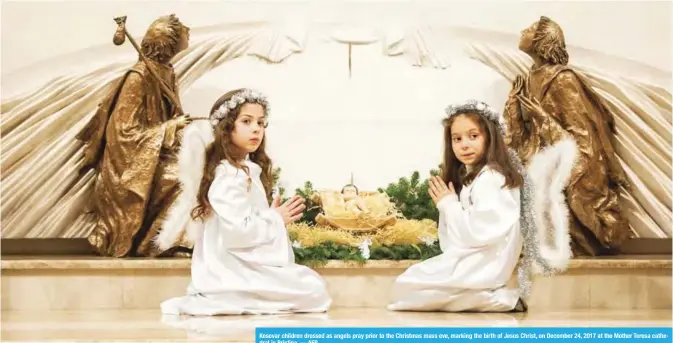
[311,176,399,233]
[1,6,670,265]
[0,2,671,336]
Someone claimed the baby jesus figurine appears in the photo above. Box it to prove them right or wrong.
[312,183,397,232]
[341,184,369,216]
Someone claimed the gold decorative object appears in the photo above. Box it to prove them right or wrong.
[287,219,437,247]
[311,178,399,233]
[76,14,192,257]
[504,16,630,256]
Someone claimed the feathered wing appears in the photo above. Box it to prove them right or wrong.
[526,137,578,270]
[466,42,672,239]
[0,24,290,239]
[154,120,214,251]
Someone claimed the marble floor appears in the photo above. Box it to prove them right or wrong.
[1,308,671,342]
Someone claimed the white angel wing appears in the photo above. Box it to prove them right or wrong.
[154,120,214,251]
[526,137,579,270]
[466,42,672,239]
[0,24,287,239]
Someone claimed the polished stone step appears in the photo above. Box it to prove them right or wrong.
[1,256,670,311]
[1,308,671,342]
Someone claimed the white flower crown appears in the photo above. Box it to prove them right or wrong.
[444,99,507,135]
[209,89,270,126]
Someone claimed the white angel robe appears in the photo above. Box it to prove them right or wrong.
[161,160,332,316]
[388,167,523,312]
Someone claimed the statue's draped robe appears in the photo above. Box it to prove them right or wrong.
[78,59,189,257]
[504,64,630,256]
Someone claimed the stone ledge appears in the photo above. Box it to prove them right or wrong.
[2,256,671,311]
[1,255,670,270]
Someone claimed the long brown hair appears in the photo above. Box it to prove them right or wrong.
[441,112,523,195]
[191,89,273,220]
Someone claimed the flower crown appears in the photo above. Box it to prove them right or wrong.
[209,89,269,126]
[444,99,507,136]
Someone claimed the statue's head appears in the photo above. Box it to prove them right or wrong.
[518,16,569,65]
[341,184,359,201]
[141,14,190,64]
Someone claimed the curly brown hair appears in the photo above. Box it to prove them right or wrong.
[441,113,523,196]
[190,89,273,221]
[533,16,569,65]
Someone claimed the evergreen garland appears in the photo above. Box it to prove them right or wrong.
[369,242,442,260]
[378,167,442,222]
[277,166,447,266]
[294,181,321,225]
[292,241,442,267]
[272,167,290,203]
[276,166,443,224]
[272,169,319,223]
[293,241,366,267]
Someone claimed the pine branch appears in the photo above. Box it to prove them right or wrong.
[380,167,440,221]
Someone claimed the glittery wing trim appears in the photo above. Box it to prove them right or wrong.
[509,148,555,298]
[526,137,577,270]
[154,120,214,250]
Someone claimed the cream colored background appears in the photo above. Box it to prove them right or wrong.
[3,1,671,77]
[1,0,671,239]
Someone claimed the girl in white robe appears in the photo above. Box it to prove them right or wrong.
[159,88,332,316]
[388,100,575,312]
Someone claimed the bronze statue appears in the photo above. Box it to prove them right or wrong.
[77,14,193,257]
[504,16,630,256]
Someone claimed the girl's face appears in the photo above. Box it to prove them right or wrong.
[231,103,267,155]
[450,114,486,167]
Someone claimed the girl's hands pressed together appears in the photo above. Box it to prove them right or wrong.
[428,176,456,206]
[272,195,306,224]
